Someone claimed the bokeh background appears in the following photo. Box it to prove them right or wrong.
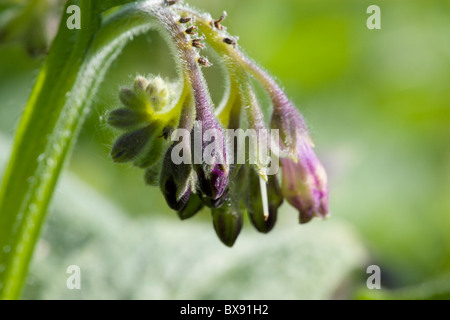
[0,0,449,299]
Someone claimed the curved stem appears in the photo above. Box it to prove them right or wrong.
[175,8,306,128]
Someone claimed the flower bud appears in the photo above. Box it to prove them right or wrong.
[211,200,244,247]
[196,162,229,201]
[246,169,283,233]
[210,165,248,246]
[159,144,194,212]
[280,136,329,224]
[191,117,229,200]
[188,58,229,201]
[146,76,170,111]
[111,125,154,163]
[178,193,204,220]
[119,87,146,111]
[110,121,169,169]
[107,108,146,129]
[109,75,179,169]
[270,92,329,224]
[163,178,191,211]
[200,187,229,209]
[133,131,168,169]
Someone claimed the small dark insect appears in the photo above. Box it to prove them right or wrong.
[179,17,191,24]
[185,26,197,35]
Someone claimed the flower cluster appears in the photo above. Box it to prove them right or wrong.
[107,1,329,247]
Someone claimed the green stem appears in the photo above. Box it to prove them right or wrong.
[0,1,157,299]
[175,7,293,115]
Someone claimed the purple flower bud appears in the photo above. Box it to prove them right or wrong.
[190,68,229,200]
[280,135,329,224]
[195,161,228,201]
[267,80,329,224]
[200,187,229,209]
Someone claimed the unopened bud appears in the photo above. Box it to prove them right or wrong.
[212,201,243,247]
[111,125,153,163]
[107,108,145,129]
[246,169,283,233]
[280,136,328,224]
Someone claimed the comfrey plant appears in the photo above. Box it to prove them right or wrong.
[0,0,328,298]
[106,1,329,245]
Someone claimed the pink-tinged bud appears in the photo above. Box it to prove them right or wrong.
[266,76,329,224]
[280,135,329,224]
[195,161,228,201]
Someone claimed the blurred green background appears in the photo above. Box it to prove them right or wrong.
[0,0,449,299]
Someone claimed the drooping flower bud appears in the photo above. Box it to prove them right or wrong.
[271,102,309,159]
[200,187,229,209]
[210,165,248,246]
[195,158,228,201]
[161,177,191,211]
[189,69,229,201]
[246,168,283,233]
[159,144,194,211]
[269,82,329,224]
[211,195,244,247]
[279,135,329,224]
[178,193,204,220]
